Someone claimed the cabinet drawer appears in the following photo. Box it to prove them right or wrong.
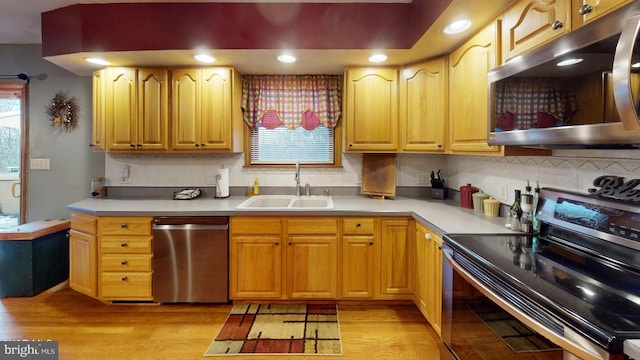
[231,217,281,235]
[101,238,152,254]
[343,218,375,235]
[100,217,152,236]
[101,272,152,299]
[287,218,338,234]
[102,254,152,272]
[71,212,97,234]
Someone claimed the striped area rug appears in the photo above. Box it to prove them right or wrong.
[205,304,342,356]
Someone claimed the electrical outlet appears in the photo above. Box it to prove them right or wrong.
[354,173,362,185]
[417,173,429,184]
[498,182,508,201]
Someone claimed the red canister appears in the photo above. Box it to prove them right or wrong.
[459,183,478,209]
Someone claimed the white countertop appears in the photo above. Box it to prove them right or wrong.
[67,195,510,235]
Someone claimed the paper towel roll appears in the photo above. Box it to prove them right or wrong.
[215,167,229,198]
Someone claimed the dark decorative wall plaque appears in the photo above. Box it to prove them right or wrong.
[588,175,640,202]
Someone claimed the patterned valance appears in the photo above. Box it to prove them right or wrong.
[494,78,577,131]
[241,75,342,130]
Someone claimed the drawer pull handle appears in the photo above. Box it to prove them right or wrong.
[121,276,128,281]
[121,242,128,247]
[121,224,128,228]
[579,4,593,15]
[121,260,128,265]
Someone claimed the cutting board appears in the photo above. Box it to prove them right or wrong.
[361,154,396,198]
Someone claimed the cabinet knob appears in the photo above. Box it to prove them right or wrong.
[356,223,361,227]
[129,144,135,147]
[437,245,443,250]
[552,20,563,30]
[137,143,142,147]
[200,143,205,147]
[121,260,128,265]
[121,223,128,228]
[121,242,128,247]
[579,4,593,15]
[369,239,374,245]
[425,233,432,240]
[437,144,442,148]
[121,276,128,281]
[195,144,200,147]
[275,240,280,245]
[288,240,293,245]
[348,143,353,147]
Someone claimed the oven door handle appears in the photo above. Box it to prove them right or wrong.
[443,247,608,360]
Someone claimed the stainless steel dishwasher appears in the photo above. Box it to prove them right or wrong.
[152,217,228,303]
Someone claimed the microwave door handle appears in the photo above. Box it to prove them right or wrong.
[613,14,640,131]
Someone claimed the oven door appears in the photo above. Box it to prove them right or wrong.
[441,244,610,360]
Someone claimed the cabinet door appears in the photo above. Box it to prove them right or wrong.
[286,235,338,299]
[399,58,447,153]
[137,68,168,150]
[426,232,443,336]
[414,224,429,313]
[105,67,137,150]
[502,0,570,61]
[230,235,282,299]
[342,235,376,298]
[91,70,105,150]
[201,68,233,151]
[69,229,97,297]
[449,23,502,154]
[572,0,632,29]
[344,67,399,152]
[380,219,413,297]
[171,69,201,150]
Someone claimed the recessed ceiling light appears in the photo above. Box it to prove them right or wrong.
[368,54,387,63]
[278,54,296,63]
[85,57,111,66]
[557,58,583,67]
[194,54,216,63]
[443,19,471,35]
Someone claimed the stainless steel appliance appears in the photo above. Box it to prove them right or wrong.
[488,1,640,148]
[442,188,640,360]
[152,217,229,303]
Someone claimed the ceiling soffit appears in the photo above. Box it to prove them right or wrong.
[41,1,451,57]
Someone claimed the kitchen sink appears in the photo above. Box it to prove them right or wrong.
[236,195,333,210]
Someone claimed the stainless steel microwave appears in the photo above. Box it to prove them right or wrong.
[488,2,640,149]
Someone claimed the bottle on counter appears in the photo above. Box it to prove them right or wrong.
[506,189,523,230]
[520,193,533,232]
[532,181,541,232]
[91,177,106,198]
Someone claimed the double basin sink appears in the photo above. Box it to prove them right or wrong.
[236,195,334,210]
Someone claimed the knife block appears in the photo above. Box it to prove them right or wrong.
[431,187,448,200]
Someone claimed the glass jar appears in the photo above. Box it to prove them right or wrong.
[91,177,105,198]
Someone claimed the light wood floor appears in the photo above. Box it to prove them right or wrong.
[0,287,443,360]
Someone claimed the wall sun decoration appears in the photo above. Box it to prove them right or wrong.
[46,91,79,131]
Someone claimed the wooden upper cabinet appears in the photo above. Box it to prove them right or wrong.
[91,70,105,150]
[449,23,502,155]
[344,67,399,152]
[399,57,447,153]
[104,67,169,151]
[172,67,242,152]
[571,0,633,29]
[502,0,570,62]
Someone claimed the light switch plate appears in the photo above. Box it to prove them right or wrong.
[30,158,50,170]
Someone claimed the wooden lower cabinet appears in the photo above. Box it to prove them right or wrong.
[286,235,338,299]
[379,218,414,299]
[414,222,443,336]
[69,212,98,298]
[98,216,153,301]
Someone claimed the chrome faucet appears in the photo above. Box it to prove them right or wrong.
[294,161,301,196]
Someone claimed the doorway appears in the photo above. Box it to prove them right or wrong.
[0,83,26,228]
